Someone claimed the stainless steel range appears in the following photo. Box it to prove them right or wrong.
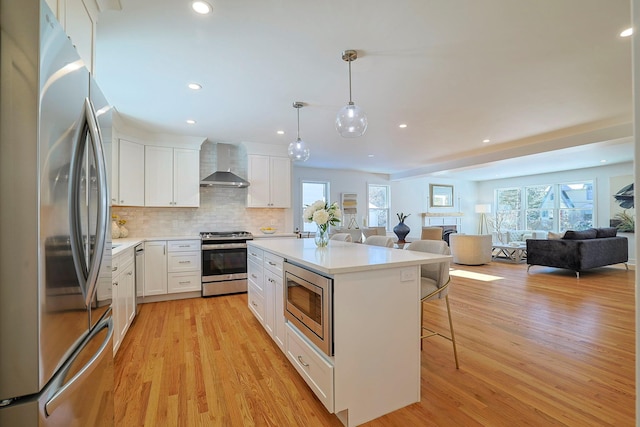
[200,231,253,297]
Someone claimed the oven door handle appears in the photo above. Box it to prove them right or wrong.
[202,243,247,250]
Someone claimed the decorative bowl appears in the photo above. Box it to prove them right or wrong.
[260,227,277,234]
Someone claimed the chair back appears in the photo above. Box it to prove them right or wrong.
[362,226,386,239]
[330,233,352,242]
[406,240,451,297]
[421,227,443,241]
[364,235,394,248]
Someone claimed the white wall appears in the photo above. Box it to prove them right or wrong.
[631,0,638,418]
[391,177,477,240]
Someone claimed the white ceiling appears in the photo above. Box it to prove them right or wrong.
[94,0,634,181]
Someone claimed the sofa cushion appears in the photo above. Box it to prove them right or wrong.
[595,227,618,238]
[563,229,597,240]
[547,231,564,240]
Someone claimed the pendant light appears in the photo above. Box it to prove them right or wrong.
[288,102,310,162]
[336,49,368,138]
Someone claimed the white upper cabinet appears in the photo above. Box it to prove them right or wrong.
[46,0,98,73]
[64,0,94,72]
[145,146,199,207]
[173,148,200,207]
[247,155,291,208]
[113,139,145,206]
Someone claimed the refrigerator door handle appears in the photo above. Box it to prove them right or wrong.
[68,98,109,306]
[44,314,113,417]
[84,97,108,306]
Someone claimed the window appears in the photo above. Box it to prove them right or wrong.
[495,187,522,231]
[525,185,554,231]
[495,181,593,233]
[558,182,593,231]
[368,184,390,229]
[301,181,329,232]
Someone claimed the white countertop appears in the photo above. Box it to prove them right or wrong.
[252,232,297,239]
[111,235,200,256]
[248,238,451,275]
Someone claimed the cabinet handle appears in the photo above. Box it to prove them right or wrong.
[120,200,124,203]
[179,281,190,285]
[251,274,258,279]
[268,278,275,283]
[178,261,190,264]
[297,355,309,367]
[268,261,276,266]
[112,266,118,272]
[179,245,189,248]
[113,281,118,286]
[251,301,258,307]
[127,271,133,276]
[250,252,258,257]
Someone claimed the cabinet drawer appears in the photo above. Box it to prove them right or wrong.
[167,272,201,293]
[264,252,283,275]
[168,240,201,252]
[247,246,263,264]
[286,323,334,412]
[112,247,134,275]
[248,282,265,324]
[247,259,263,291]
[167,251,200,272]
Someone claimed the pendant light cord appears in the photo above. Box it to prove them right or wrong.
[296,106,301,140]
[348,59,353,104]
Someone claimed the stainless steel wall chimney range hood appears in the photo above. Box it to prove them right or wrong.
[200,144,250,188]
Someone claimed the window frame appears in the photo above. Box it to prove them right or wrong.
[300,180,330,233]
[367,184,391,230]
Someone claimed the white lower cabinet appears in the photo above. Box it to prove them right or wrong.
[247,248,286,351]
[264,252,285,351]
[143,241,168,296]
[247,246,335,414]
[286,323,334,412]
[247,249,265,323]
[112,247,135,354]
[143,239,201,298]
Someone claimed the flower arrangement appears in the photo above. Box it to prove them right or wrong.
[396,212,410,223]
[303,200,341,236]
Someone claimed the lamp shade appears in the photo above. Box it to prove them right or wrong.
[288,138,310,162]
[335,103,368,138]
[475,204,492,214]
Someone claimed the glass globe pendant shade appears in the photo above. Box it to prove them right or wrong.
[288,138,310,162]
[335,102,368,138]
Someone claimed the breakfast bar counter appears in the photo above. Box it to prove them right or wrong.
[247,238,451,427]
[248,237,449,275]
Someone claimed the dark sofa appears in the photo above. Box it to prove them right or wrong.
[526,227,628,277]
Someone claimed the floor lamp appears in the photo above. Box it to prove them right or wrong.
[475,204,491,235]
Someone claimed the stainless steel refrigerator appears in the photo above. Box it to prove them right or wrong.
[0,0,115,425]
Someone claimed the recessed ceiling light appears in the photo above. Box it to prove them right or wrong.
[600,159,607,163]
[191,1,212,15]
[277,130,285,135]
[620,27,633,37]
[188,83,202,90]
[482,139,491,143]
[186,119,196,124]
[398,124,407,128]
[367,154,374,158]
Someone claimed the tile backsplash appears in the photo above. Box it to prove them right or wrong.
[112,142,288,237]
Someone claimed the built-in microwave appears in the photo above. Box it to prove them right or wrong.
[284,261,333,356]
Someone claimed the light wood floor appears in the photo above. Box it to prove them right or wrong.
[114,263,635,426]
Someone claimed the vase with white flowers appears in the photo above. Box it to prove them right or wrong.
[303,200,342,247]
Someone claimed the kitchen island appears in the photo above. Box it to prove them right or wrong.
[247,238,451,427]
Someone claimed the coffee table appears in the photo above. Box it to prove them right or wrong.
[492,243,527,263]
